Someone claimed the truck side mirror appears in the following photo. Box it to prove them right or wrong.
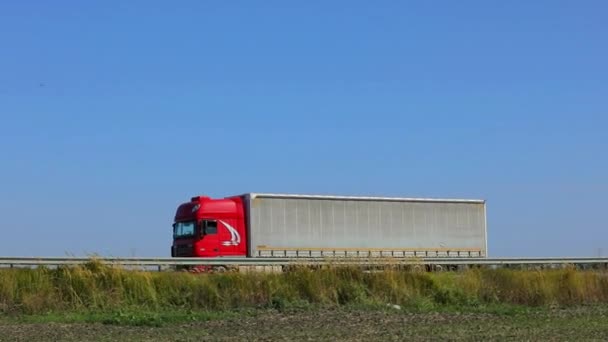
[199,221,205,237]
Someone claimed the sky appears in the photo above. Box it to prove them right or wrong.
[1,1,606,257]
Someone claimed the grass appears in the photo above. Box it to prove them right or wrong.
[2,306,608,341]
[3,309,248,327]
[1,261,608,322]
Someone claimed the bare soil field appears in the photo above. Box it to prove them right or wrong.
[1,307,607,341]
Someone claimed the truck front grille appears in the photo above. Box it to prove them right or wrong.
[174,244,192,257]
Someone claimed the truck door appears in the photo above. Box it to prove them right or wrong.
[202,220,221,256]
[217,218,241,255]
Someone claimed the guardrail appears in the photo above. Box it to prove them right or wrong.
[1,256,608,271]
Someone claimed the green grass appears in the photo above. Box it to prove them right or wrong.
[2,309,248,327]
[2,306,608,341]
[1,261,608,322]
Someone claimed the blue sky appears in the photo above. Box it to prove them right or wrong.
[1,1,606,257]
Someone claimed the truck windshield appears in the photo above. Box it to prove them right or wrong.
[173,221,196,238]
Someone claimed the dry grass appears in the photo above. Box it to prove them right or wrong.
[1,261,607,315]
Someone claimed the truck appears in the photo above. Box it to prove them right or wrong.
[171,193,487,260]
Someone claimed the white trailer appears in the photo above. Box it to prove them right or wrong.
[243,193,487,258]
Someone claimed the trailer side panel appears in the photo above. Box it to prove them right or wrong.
[245,194,487,258]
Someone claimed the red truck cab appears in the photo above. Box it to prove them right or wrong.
[171,196,247,257]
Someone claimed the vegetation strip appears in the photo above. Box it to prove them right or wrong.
[1,261,608,317]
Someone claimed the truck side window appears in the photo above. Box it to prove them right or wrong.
[204,220,218,234]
